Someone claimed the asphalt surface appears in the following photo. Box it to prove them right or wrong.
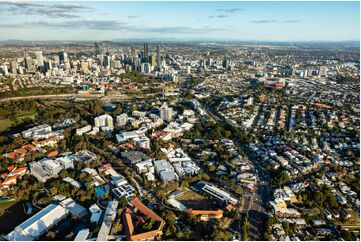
[178,97,272,240]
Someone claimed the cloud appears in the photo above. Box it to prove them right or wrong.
[0,20,127,30]
[250,20,278,24]
[215,8,244,13]
[283,20,301,23]
[250,19,302,24]
[132,26,223,34]
[0,1,92,18]
[209,15,228,18]
[0,20,222,34]
[127,16,139,19]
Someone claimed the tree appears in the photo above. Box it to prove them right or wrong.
[201,172,211,181]
[241,213,250,241]
[119,196,128,208]
[340,229,352,241]
[181,180,189,188]
[224,130,232,138]
[112,219,123,234]
[142,217,155,230]
[49,187,58,196]
[212,229,233,241]
[131,105,137,112]
[45,231,56,239]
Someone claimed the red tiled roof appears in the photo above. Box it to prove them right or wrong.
[0,183,11,188]
[123,199,165,241]
[1,173,8,179]
[130,198,164,222]
[131,230,163,241]
[47,151,59,158]
[23,144,36,151]
[186,209,223,216]
[12,167,27,174]
[7,165,15,171]
[123,208,134,240]
[15,147,27,155]
[6,174,20,181]
[7,152,18,159]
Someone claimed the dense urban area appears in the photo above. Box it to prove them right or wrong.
[0,40,359,241]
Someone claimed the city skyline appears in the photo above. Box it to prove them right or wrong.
[0,1,359,42]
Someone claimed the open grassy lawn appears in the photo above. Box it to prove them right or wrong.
[18,110,36,119]
[0,110,36,132]
[0,200,17,213]
[177,190,206,201]
[177,190,221,210]
[0,119,12,131]
[0,200,29,234]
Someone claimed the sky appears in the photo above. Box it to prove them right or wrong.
[0,1,359,41]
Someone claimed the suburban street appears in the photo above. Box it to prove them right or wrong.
[198,98,271,241]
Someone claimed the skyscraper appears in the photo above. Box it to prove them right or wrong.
[156,45,161,67]
[44,60,52,72]
[131,46,136,57]
[103,55,111,68]
[319,66,328,76]
[58,51,68,64]
[2,64,8,76]
[10,61,18,74]
[222,58,231,69]
[25,56,33,71]
[149,54,156,66]
[35,51,44,66]
[143,43,149,63]
[141,63,151,74]
[95,42,104,56]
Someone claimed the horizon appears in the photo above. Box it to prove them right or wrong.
[0,1,359,42]
[1,38,360,43]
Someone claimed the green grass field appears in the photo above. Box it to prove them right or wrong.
[0,200,17,213]
[0,200,28,234]
[0,110,36,131]
[0,119,12,131]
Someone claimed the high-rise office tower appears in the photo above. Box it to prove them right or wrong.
[149,54,156,66]
[2,64,8,76]
[58,51,68,64]
[141,63,151,74]
[131,46,136,57]
[35,51,44,66]
[95,42,104,56]
[44,60,52,72]
[156,45,161,66]
[222,58,230,69]
[25,56,33,71]
[143,43,149,63]
[319,66,328,76]
[103,55,111,68]
[10,61,18,74]
[81,62,89,73]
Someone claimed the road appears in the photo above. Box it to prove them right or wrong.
[240,143,271,240]
[0,93,106,102]
[194,97,272,240]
